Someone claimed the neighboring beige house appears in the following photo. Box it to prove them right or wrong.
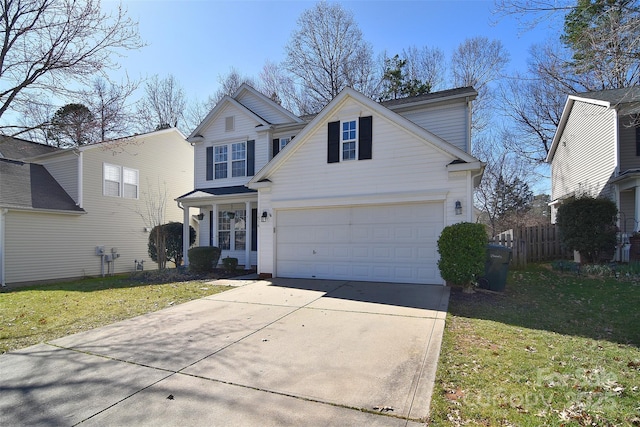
[178,84,484,285]
[0,128,193,286]
[547,87,640,234]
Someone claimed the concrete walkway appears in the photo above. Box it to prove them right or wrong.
[0,278,449,426]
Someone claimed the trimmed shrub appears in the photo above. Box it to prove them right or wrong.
[437,222,488,290]
[148,222,196,268]
[556,197,617,263]
[187,247,222,273]
[222,256,238,273]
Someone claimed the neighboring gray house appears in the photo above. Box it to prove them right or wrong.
[0,129,194,286]
[179,84,484,285]
[547,87,640,234]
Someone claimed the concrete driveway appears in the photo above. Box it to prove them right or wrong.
[0,278,449,426]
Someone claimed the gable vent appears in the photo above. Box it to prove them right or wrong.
[225,116,234,132]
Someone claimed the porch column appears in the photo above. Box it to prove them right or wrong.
[245,200,251,268]
[635,187,640,232]
[211,204,218,247]
[182,206,190,266]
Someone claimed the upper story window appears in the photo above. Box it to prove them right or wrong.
[103,163,138,199]
[280,137,290,150]
[342,120,357,161]
[207,140,255,181]
[328,116,372,163]
[231,142,246,177]
[214,146,228,179]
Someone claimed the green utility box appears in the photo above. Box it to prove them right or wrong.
[480,244,512,292]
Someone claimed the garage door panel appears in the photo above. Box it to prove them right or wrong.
[276,203,443,284]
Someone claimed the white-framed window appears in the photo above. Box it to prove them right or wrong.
[279,137,290,150]
[103,163,138,199]
[218,209,246,250]
[231,142,246,177]
[214,146,228,179]
[103,164,121,197]
[342,120,357,161]
[122,167,139,199]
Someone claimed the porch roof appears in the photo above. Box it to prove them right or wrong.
[176,185,257,205]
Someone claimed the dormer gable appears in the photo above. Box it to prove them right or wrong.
[233,84,303,125]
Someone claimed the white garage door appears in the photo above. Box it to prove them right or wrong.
[276,203,443,284]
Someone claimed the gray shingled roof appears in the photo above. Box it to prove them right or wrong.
[0,158,85,212]
[0,135,59,160]
[380,86,477,108]
[577,87,640,115]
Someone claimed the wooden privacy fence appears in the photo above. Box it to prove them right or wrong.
[492,224,572,267]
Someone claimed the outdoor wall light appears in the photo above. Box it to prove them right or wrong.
[455,200,462,215]
[196,213,205,221]
[261,211,269,222]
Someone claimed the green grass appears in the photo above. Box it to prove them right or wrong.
[0,274,231,354]
[429,264,640,426]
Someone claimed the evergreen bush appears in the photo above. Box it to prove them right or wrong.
[556,197,617,263]
[437,222,488,291]
[187,247,222,273]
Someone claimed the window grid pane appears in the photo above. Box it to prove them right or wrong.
[218,212,231,250]
[104,164,121,197]
[342,141,356,160]
[279,138,290,150]
[234,210,246,250]
[122,167,138,199]
[342,121,356,141]
[232,160,245,177]
[232,142,245,160]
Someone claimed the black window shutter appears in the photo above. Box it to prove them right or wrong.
[272,138,280,157]
[358,116,372,160]
[327,121,340,163]
[247,140,255,176]
[206,146,213,180]
[636,126,640,156]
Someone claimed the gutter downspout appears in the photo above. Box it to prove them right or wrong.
[1,208,7,287]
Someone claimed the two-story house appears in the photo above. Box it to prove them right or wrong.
[178,84,484,285]
[0,128,193,286]
[547,87,640,234]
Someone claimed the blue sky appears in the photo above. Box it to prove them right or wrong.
[107,0,558,101]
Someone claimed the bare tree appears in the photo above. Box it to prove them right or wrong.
[135,178,168,270]
[82,77,138,141]
[184,96,216,135]
[451,37,510,133]
[284,1,375,111]
[259,61,313,115]
[403,45,447,92]
[0,0,144,131]
[474,133,534,235]
[211,67,256,104]
[136,74,186,132]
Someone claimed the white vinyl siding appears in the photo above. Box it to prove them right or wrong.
[398,102,469,152]
[194,103,268,189]
[551,101,617,201]
[42,154,79,203]
[257,97,474,283]
[3,129,193,285]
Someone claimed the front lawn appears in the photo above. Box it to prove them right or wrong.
[0,273,231,354]
[429,264,640,426]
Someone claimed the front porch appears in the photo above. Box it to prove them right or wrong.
[176,186,258,268]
